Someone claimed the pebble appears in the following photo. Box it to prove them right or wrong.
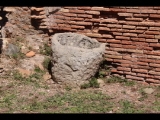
[26,51,36,57]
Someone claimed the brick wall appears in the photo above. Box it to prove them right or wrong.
[31,6,160,85]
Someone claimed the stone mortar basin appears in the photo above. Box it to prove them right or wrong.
[51,32,106,86]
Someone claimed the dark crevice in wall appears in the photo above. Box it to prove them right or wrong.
[0,7,8,54]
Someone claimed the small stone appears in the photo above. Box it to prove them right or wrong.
[26,51,36,57]
[97,79,105,87]
[43,73,51,81]
[21,46,29,54]
[143,88,154,94]
[4,43,20,56]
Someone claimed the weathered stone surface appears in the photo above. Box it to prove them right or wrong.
[51,33,106,85]
[4,43,20,55]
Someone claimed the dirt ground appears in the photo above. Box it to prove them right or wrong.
[0,69,159,113]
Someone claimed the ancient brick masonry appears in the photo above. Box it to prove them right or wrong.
[31,6,160,85]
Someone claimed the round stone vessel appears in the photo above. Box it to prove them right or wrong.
[51,32,106,85]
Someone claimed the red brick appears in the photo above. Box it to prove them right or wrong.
[131,65,150,69]
[136,62,148,66]
[123,33,137,37]
[124,72,137,76]
[126,75,144,81]
[85,33,102,37]
[112,32,122,36]
[58,24,70,27]
[122,55,132,60]
[55,15,65,19]
[154,23,160,27]
[115,36,130,40]
[114,59,132,64]
[132,42,148,46]
[146,39,158,43]
[147,55,160,59]
[131,38,145,42]
[119,20,126,24]
[107,24,122,28]
[137,73,149,78]
[149,63,160,68]
[118,13,133,17]
[121,40,132,45]
[110,43,122,48]
[129,30,145,34]
[110,8,127,12]
[105,58,113,62]
[101,19,118,23]
[138,34,154,39]
[91,7,110,11]
[117,67,131,71]
[84,18,100,22]
[64,17,71,20]
[155,68,160,72]
[154,60,160,64]
[134,14,149,17]
[99,27,110,31]
[138,22,155,26]
[123,45,137,49]
[77,14,92,18]
[132,53,146,58]
[55,19,65,23]
[125,21,139,26]
[70,17,84,21]
[110,69,118,73]
[136,27,148,30]
[116,29,130,33]
[123,25,136,29]
[69,9,85,14]
[77,7,91,10]
[144,51,160,55]
[59,27,77,32]
[138,58,155,63]
[105,55,122,59]
[69,21,92,26]
[153,7,160,10]
[141,9,157,13]
[102,34,113,38]
[132,69,148,73]
[149,70,160,75]
[63,13,77,17]
[155,35,160,39]
[143,47,153,51]
[145,31,160,35]
[125,18,143,22]
[149,43,160,47]
[127,49,143,53]
[99,23,107,27]
[150,14,160,18]
[110,28,118,32]
[120,64,130,67]
[97,38,107,43]
[85,11,100,15]
[111,48,127,52]
[126,9,140,13]
[70,25,85,29]
[149,27,160,31]
[105,50,120,55]
[107,39,121,43]
[146,79,160,84]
